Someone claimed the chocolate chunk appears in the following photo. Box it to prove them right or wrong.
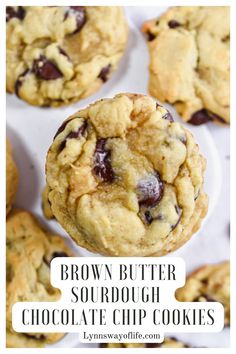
[6,6,25,22]
[162,111,174,122]
[93,139,115,183]
[33,55,62,80]
[14,69,29,98]
[137,173,164,207]
[146,30,156,41]
[59,121,88,151]
[189,109,226,125]
[98,64,112,83]
[67,6,86,34]
[168,20,181,28]
[188,109,212,125]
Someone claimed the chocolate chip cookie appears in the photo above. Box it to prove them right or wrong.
[42,185,54,220]
[6,209,73,348]
[6,6,128,107]
[176,261,230,325]
[142,7,230,125]
[100,337,190,348]
[6,140,18,215]
[46,93,208,256]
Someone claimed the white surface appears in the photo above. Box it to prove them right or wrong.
[6,7,230,348]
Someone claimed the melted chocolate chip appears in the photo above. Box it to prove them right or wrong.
[51,251,69,260]
[162,111,174,122]
[33,55,62,80]
[6,6,25,22]
[54,118,75,139]
[14,69,29,97]
[58,47,71,61]
[93,139,115,183]
[180,135,187,145]
[137,173,164,207]
[171,204,182,231]
[26,333,46,340]
[146,30,156,41]
[59,121,88,151]
[168,20,181,28]
[98,64,112,83]
[145,343,162,348]
[144,210,154,225]
[66,6,86,34]
[188,109,226,125]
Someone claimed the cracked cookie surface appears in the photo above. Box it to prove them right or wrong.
[142,7,230,125]
[6,6,128,107]
[46,93,208,257]
[6,140,18,215]
[6,209,73,348]
[176,261,230,325]
[100,337,190,348]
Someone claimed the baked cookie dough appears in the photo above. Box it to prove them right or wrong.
[6,209,73,348]
[100,337,190,348]
[42,184,54,220]
[176,261,230,325]
[6,140,18,215]
[46,93,208,256]
[6,6,128,107]
[142,7,230,125]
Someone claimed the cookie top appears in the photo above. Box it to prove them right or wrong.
[101,337,190,348]
[6,6,128,107]
[6,140,18,215]
[6,209,73,348]
[142,6,230,125]
[46,93,208,257]
[176,261,230,325]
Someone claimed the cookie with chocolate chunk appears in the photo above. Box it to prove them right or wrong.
[176,262,230,325]
[100,337,190,348]
[6,140,18,215]
[6,209,73,348]
[46,93,208,256]
[6,6,128,106]
[142,7,230,125]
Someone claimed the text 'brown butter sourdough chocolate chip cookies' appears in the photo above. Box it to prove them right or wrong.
[46,93,208,257]
[6,6,128,107]
[176,261,230,325]
[6,140,18,215]
[6,209,73,348]
[142,7,230,125]
[101,337,190,348]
